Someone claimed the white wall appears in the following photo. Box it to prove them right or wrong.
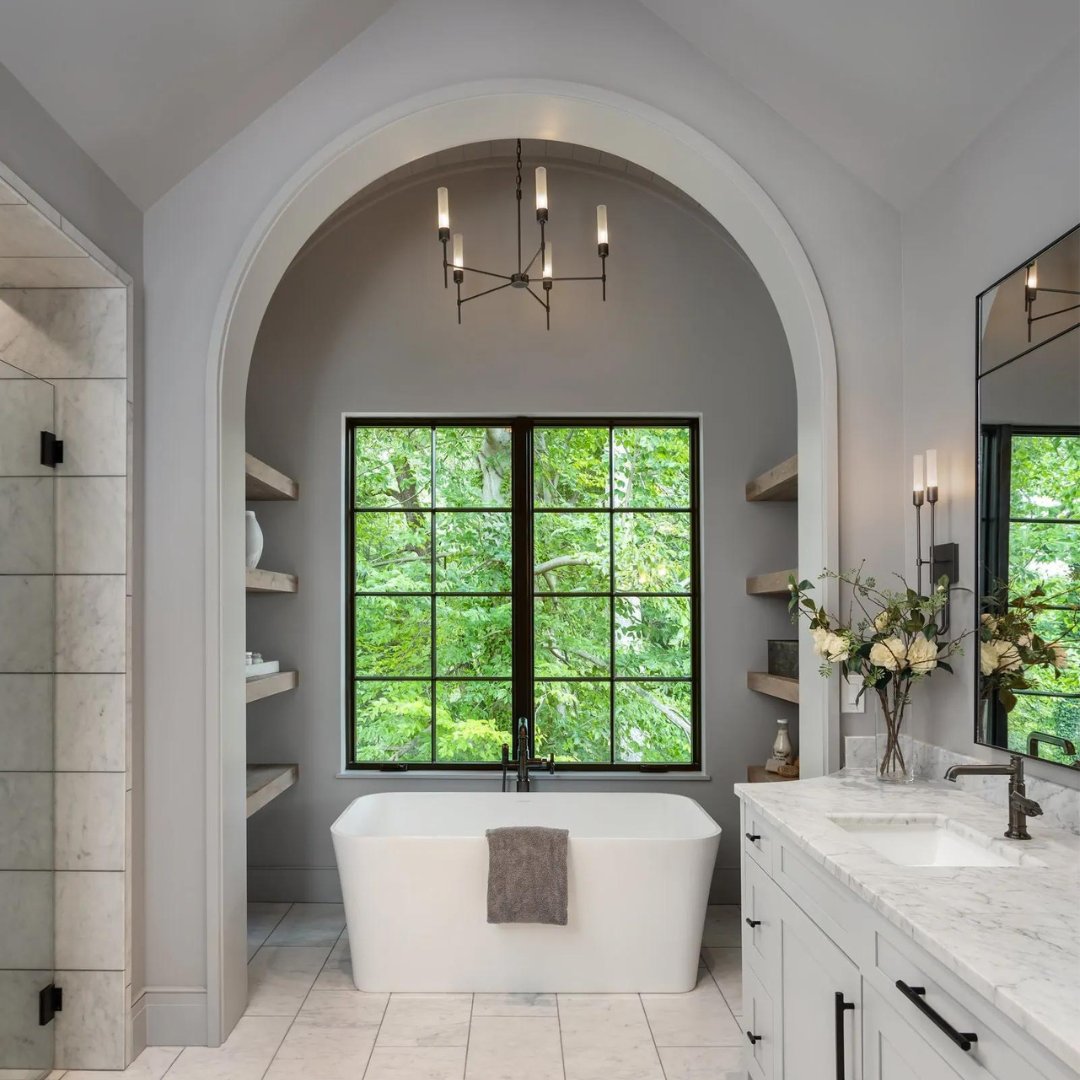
[901,40,1080,789]
[244,158,797,905]
[143,0,903,1035]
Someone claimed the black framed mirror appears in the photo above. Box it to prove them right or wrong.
[976,223,1080,770]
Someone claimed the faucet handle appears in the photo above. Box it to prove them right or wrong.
[1013,793,1043,817]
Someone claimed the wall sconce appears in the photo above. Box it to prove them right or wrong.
[912,449,959,631]
[1024,257,1080,343]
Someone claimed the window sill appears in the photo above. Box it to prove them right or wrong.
[336,770,711,781]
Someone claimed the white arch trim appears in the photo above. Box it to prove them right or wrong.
[204,79,839,1042]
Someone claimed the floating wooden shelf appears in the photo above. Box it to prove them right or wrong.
[246,670,299,704]
[246,764,298,818]
[747,765,799,783]
[245,453,299,501]
[746,455,798,502]
[747,671,799,704]
[746,569,797,597]
[246,568,298,594]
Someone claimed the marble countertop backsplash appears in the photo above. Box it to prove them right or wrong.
[736,772,1080,1074]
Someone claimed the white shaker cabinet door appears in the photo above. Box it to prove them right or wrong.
[863,983,963,1080]
[776,889,861,1080]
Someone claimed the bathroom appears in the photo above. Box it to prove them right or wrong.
[0,4,1078,1079]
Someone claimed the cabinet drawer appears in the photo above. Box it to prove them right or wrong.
[742,856,781,986]
[863,981,964,1080]
[744,963,776,1080]
[874,933,1051,1080]
[743,804,774,874]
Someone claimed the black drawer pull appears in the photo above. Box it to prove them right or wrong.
[745,917,761,927]
[835,993,855,1079]
[746,1030,762,1045]
[896,981,978,1052]
[745,832,761,842]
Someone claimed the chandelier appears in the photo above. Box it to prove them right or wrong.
[436,140,609,329]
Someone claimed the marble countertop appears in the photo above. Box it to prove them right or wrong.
[735,772,1080,1073]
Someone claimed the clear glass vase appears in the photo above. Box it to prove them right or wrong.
[871,681,915,783]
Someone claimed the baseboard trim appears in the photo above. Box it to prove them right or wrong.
[248,864,342,903]
[134,987,209,1046]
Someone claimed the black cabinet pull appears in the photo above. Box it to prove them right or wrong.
[746,1030,762,1045]
[745,917,761,927]
[895,981,978,1052]
[834,992,855,1079]
[745,832,761,842]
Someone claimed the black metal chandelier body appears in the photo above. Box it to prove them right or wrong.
[436,140,609,330]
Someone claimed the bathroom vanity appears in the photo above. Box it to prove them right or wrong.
[736,774,1080,1080]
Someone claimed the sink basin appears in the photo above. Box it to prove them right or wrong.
[826,814,1032,867]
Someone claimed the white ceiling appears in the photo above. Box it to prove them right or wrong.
[0,0,393,209]
[640,0,1080,208]
[0,0,1075,211]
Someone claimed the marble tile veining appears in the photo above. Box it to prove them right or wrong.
[466,1015,563,1080]
[0,773,52,869]
[55,870,125,970]
[0,969,54,1072]
[64,1045,181,1080]
[0,376,54,476]
[0,674,52,771]
[375,994,472,1047]
[264,902,345,946]
[162,1016,290,1080]
[56,575,125,673]
[53,379,126,476]
[55,969,126,1071]
[738,771,1080,1073]
[640,969,743,1046]
[0,576,54,673]
[0,477,54,573]
[55,673,126,772]
[245,946,331,1017]
[0,871,52,968]
[56,476,126,574]
[54,772,125,870]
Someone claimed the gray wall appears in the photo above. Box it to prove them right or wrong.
[901,39,1080,790]
[245,161,797,902]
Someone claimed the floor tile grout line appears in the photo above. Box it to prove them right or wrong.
[357,983,392,1079]
[461,992,475,1080]
[637,990,669,1078]
[555,993,567,1080]
[247,901,295,963]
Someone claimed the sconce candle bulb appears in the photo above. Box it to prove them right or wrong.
[925,448,939,501]
[912,454,925,505]
[596,204,608,246]
[437,187,450,231]
[535,167,548,220]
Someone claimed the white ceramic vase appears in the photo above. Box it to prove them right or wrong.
[245,511,264,569]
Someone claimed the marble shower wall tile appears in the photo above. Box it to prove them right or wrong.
[55,673,126,772]
[56,476,126,573]
[0,773,52,869]
[53,379,126,475]
[55,870,125,970]
[55,969,126,1071]
[0,576,54,673]
[54,772,125,870]
[0,970,54,1072]
[0,477,54,573]
[0,871,52,968]
[0,674,52,771]
[0,375,54,476]
[0,289,126,378]
[56,575,125,672]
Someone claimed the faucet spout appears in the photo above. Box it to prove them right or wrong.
[944,754,1042,839]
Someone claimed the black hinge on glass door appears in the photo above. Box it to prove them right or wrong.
[510,419,534,755]
[40,431,64,468]
[39,984,63,1026]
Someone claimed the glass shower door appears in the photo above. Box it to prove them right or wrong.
[0,357,56,1076]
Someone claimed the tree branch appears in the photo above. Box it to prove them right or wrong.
[534,554,592,575]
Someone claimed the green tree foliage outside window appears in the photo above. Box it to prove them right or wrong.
[1004,434,1080,762]
[348,421,698,768]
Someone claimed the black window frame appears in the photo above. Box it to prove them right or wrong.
[344,416,702,772]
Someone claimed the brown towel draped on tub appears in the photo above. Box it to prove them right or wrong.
[485,826,569,925]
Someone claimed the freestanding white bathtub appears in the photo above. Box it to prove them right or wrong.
[330,791,720,993]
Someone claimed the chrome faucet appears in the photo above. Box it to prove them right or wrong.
[944,753,1043,840]
[500,717,555,792]
[1027,731,1078,763]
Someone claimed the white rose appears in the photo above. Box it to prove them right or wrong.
[981,613,998,632]
[980,641,998,676]
[989,639,1022,673]
[1017,634,1032,649]
[870,637,907,671]
[810,627,829,656]
[822,631,850,663]
[873,611,892,632]
[907,633,939,674]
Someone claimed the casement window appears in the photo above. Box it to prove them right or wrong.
[345,418,700,771]
[981,426,1080,761]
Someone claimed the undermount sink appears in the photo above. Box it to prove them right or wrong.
[826,813,1033,867]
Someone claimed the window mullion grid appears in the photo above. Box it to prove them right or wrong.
[430,425,437,765]
[608,426,616,766]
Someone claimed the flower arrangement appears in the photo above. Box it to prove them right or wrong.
[789,565,970,782]
[979,584,1070,713]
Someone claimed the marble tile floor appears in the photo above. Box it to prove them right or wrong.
[46,903,745,1080]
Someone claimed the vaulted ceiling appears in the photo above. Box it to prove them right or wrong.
[0,0,1075,211]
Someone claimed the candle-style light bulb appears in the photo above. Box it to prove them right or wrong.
[543,241,553,281]
[452,233,463,269]
[913,454,924,497]
[925,449,938,491]
[437,187,450,230]
[596,204,608,246]
[1026,261,1038,291]
[535,167,548,212]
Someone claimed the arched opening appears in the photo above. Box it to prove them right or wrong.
[206,81,838,1041]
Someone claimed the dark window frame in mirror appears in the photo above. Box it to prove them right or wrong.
[975,223,1080,771]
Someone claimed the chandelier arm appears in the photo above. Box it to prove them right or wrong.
[1036,287,1080,296]
[459,281,514,305]
[455,265,514,281]
[523,244,544,275]
[549,275,604,282]
[525,285,550,311]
